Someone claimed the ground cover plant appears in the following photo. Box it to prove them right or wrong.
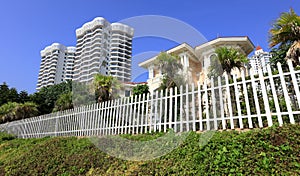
[0,123,299,175]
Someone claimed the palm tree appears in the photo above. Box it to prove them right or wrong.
[269,8,300,65]
[0,102,39,123]
[0,102,18,123]
[154,52,184,90]
[92,74,120,103]
[208,47,248,128]
[209,47,248,78]
[14,102,39,120]
[53,92,73,112]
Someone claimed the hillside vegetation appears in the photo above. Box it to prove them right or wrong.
[0,124,300,175]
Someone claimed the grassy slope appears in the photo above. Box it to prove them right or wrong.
[0,124,300,175]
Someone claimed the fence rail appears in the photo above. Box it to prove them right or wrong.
[1,60,300,138]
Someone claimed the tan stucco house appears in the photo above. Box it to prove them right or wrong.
[139,36,255,92]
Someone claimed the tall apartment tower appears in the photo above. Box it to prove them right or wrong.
[248,46,271,74]
[37,43,76,91]
[73,17,134,83]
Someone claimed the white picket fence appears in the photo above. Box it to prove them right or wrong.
[1,60,300,138]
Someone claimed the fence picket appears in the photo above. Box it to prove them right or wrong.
[258,68,272,127]
[124,97,130,134]
[159,90,163,132]
[145,93,150,133]
[118,98,124,134]
[113,99,120,135]
[204,83,210,130]
[87,104,92,136]
[104,101,109,135]
[225,74,234,129]
[180,85,183,132]
[197,81,203,131]
[141,93,146,134]
[99,102,105,135]
[154,91,159,132]
[278,62,295,124]
[241,70,253,128]
[218,76,226,130]
[288,60,300,109]
[98,103,102,135]
[164,89,168,133]
[169,88,173,130]
[149,93,154,132]
[174,87,178,132]
[185,84,190,132]
[191,84,196,131]
[132,95,137,134]
[250,70,263,128]
[233,74,243,129]
[211,77,218,130]
[136,94,141,134]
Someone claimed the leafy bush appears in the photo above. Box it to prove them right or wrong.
[0,102,38,124]
[0,124,300,175]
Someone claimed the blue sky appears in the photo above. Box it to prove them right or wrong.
[0,0,299,93]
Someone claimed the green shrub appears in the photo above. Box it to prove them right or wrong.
[0,124,300,175]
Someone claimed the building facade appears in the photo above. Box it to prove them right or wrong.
[248,46,271,74]
[37,17,133,92]
[37,43,75,91]
[73,17,134,83]
[110,23,133,82]
[139,37,255,92]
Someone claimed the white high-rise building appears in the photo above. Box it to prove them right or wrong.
[73,17,134,83]
[110,23,133,82]
[248,46,271,74]
[37,43,76,91]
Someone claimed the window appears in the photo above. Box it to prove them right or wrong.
[125,90,131,97]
